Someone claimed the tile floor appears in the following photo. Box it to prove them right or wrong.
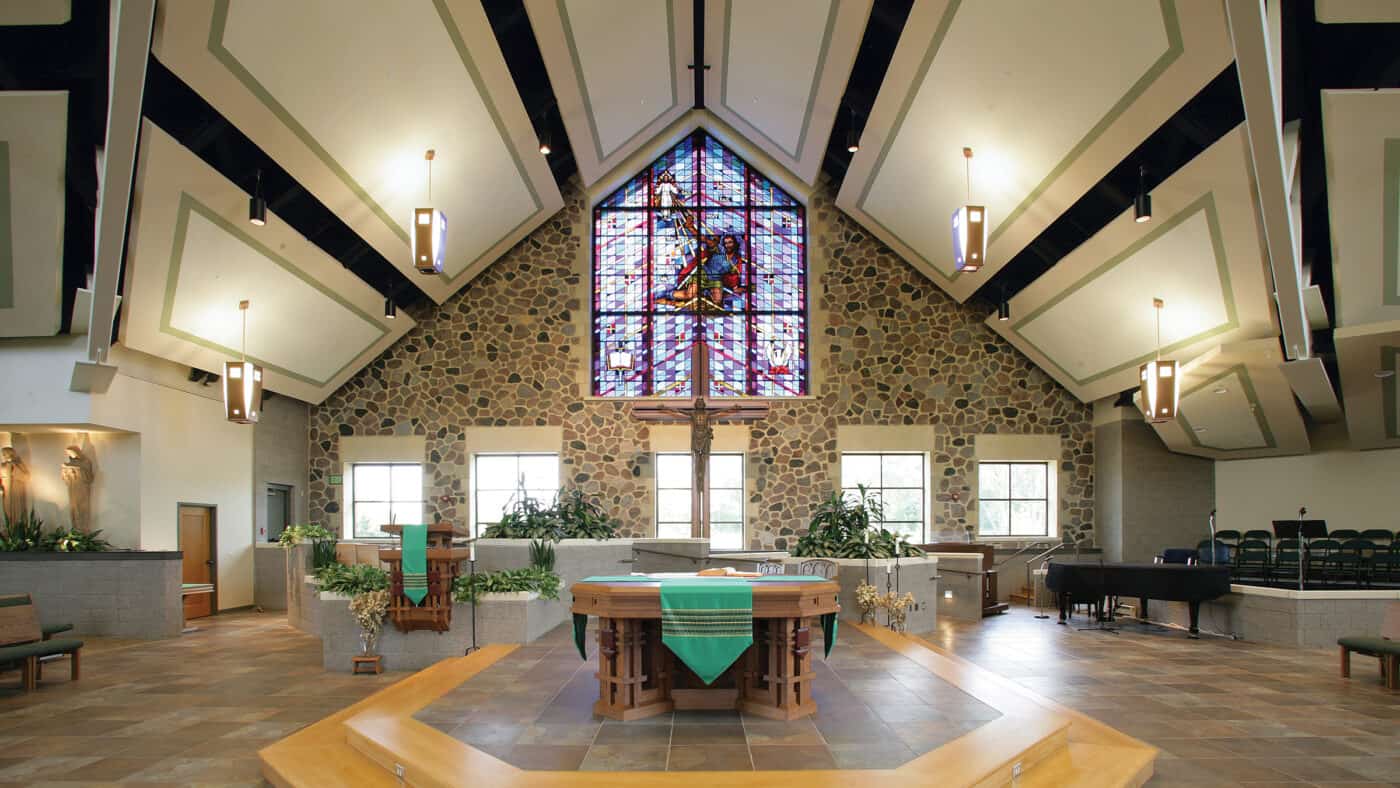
[928,608,1400,787]
[0,607,1396,786]
[0,612,403,787]
[411,623,1000,771]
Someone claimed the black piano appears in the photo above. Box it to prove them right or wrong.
[1045,562,1231,637]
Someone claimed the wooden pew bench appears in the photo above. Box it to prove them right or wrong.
[0,594,84,692]
[1338,601,1400,691]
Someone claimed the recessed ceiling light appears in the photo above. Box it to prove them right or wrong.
[1213,387,1228,395]
[1375,369,1396,379]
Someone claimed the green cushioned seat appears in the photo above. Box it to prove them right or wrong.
[1337,636,1400,655]
[0,637,83,662]
[41,623,73,637]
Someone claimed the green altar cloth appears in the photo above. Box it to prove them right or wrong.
[400,524,428,605]
[660,580,753,685]
[571,575,840,664]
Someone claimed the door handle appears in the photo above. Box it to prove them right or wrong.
[205,560,214,567]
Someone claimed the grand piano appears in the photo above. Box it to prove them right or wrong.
[1045,562,1231,638]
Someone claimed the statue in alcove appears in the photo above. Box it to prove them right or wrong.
[61,445,94,533]
[0,447,30,525]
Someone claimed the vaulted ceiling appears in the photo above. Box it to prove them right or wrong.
[3,0,1400,447]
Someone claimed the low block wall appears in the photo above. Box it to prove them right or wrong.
[315,588,560,671]
[928,553,986,622]
[0,552,183,639]
[1151,586,1400,648]
[254,544,288,611]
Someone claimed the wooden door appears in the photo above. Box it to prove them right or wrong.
[179,506,214,620]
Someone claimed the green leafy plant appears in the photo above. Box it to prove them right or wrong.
[45,527,110,553]
[528,539,556,572]
[278,523,333,549]
[314,562,390,595]
[1,510,49,552]
[451,566,561,604]
[481,488,619,541]
[791,487,925,560]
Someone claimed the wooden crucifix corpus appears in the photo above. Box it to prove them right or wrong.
[633,340,768,539]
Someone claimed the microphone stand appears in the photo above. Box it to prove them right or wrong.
[1208,510,1217,565]
[1297,506,1306,593]
[464,537,480,655]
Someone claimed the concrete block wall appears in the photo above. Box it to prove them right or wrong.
[0,554,183,639]
[253,395,310,544]
[253,545,288,611]
[1154,591,1399,648]
[1096,411,1214,563]
[928,553,985,622]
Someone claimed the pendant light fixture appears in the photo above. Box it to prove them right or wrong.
[997,289,1010,321]
[1134,164,1152,223]
[248,169,266,226]
[845,106,860,154]
[952,147,986,273]
[413,149,448,275]
[384,297,397,320]
[223,300,264,424]
[1138,297,1178,422]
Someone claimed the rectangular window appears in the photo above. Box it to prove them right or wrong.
[840,453,927,544]
[350,463,424,539]
[472,453,560,537]
[977,462,1051,537]
[655,452,745,551]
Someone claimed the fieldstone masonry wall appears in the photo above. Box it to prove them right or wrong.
[309,179,1094,548]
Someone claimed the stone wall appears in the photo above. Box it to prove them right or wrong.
[309,178,1094,548]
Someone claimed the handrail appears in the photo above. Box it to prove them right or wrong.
[993,540,1057,569]
[628,546,711,565]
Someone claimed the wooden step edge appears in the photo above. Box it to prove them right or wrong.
[1013,742,1156,788]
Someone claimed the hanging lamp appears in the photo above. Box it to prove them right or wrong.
[845,106,860,154]
[1134,164,1152,223]
[223,300,264,424]
[412,149,448,274]
[952,147,986,273]
[248,169,266,226]
[1138,297,1178,422]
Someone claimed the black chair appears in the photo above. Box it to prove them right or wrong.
[1331,529,1362,542]
[1235,539,1271,579]
[1275,538,1301,582]
[1311,539,1343,584]
[1372,544,1400,582]
[1360,529,1394,547]
[1196,539,1231,565]
[1329,539,1376,586]
[1243,529,1273,549]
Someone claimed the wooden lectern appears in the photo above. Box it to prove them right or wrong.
[379,523,471,633]
[919,543,1009,617]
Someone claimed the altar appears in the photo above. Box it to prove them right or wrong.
[571,575,840,721]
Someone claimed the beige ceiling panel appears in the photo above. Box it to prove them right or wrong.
[120,122,415,405]
[704,0,871,185]
[525,0,692,187]
[987,126,1278,403]
[1321,89,1400,329]
[153,0,563,304]
[1336,320,1400,451]
[0,91,66,338]
[1146,339,1310,460]
[836,0,1232,302]
[1315,0,1400,23]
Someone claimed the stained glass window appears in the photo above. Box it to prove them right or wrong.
[593,132,807,397]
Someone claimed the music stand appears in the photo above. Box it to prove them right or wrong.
[1272,519,1329,591]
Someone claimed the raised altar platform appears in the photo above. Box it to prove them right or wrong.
[258,621,1158,786]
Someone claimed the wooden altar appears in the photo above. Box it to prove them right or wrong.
[570,578,839,721]
[920,543,1009,617]
[379,523,470,633]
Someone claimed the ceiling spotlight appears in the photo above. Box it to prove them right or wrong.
[952,147,986,273]
[384,297,397,319]
[997,293,1010,321]
[249,169,266,226]
[845,106,860,154]
[413,149,447,275]
[538,123,552,156]
[1375,369,1396,379]
[1213,387,1228,395]
[1134,164,1152,224]
[1138,297,1178,423]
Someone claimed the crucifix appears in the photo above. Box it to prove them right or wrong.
[633,340,768,539]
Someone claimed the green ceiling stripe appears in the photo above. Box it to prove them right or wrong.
[208,0,409,246]
[1384,346,1399,440]
[718,0,838,162]
[856,0,1180,283]
[1175,364,1276,452]
[557,0,679,164]
[1384,138,1399,306]
[1010,191,1239,387]
[0,141,12,309]
[160,192,390,388]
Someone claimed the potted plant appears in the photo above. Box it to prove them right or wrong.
[791,487,925,559]
[451,566,561,604]
[348,588,390,656]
